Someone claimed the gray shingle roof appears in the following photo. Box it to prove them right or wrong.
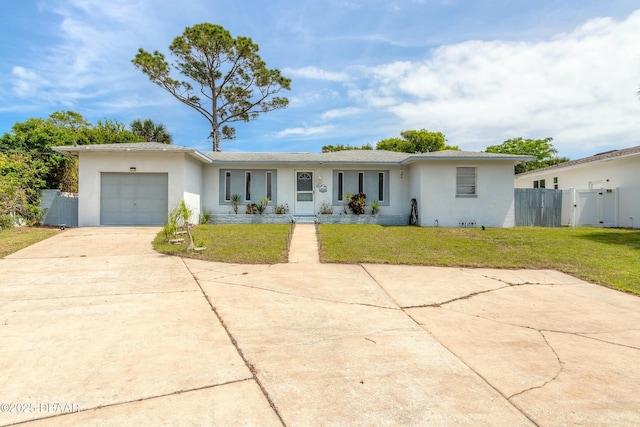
[205,150,410,164]
[516,145,640,177]
[53,143,534,165]
[403,150,534,163]
[53,142,211,163]
[54,142,194,153]
[205,149,533,164]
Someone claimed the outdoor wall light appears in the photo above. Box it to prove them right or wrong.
[130,167,137,172]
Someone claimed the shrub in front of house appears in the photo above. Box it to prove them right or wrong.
[348,192,366,215]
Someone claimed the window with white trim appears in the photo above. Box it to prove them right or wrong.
[266,171,272,200]
[224,171,231,201]
[456,166,476,196]
[245,172,252,201]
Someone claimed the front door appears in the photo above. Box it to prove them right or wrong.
[295,171,314,214]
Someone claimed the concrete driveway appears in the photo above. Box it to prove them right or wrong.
[1,227,639,426]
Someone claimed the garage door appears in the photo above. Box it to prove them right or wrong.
[100,173,168,226]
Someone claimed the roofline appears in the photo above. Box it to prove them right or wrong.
[52,144,535,166]
[209,159,403,166]
[400,154,535,164]
[53,145,212,164]
[515,145,640,178]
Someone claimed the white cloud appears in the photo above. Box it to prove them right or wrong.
[353,10,640,156]
[283,66,349,82]
[11,66,47,96]
[275,125,333,138]
[321,107,362,121]
[8,0,168,109]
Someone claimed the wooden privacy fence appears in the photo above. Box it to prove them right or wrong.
[515,188,563,227]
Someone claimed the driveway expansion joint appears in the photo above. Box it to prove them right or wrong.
[543,329,640,351]
[2,379,255,427]
[181,259,287,427]
[1,289,200,303]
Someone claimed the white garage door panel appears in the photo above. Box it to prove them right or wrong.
[101,173,168,225]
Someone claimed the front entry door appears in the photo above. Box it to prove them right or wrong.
[295,171,314,214]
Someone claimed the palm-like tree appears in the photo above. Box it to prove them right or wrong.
[130,119,172,144]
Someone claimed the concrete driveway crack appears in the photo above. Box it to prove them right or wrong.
[540,329,640,351]
[436,308,640,353]
[197,278,399,311]
[507,330,563,400]
[181,259,287,427]
[361,265,540,426]
[401,284,512,309]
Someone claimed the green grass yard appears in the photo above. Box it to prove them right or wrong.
[6,223,637,296]
[318,225,640,295]
[0,227,59,258]
[153,223,292,264]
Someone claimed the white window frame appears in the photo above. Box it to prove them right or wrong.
[245,171,252,201]
[456,166,477,196]
[224,171,231,202]
[266,171,272,200]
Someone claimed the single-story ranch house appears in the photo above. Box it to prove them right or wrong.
[54,142,533,228]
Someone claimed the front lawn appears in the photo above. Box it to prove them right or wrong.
[153,223,292,264]
[0,227,59,258]
[318,225,640,295]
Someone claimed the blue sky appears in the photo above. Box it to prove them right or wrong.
[1,0,639,158]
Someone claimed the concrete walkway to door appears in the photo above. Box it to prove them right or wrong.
[287,224,320,263]
[1,226,639,426]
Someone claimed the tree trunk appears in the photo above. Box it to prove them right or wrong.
[212,127,220,152]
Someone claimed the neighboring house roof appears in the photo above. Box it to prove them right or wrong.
[53,142,534,165]
[516,145,640,178]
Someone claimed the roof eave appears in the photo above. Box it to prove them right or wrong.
[52,144,212,164]
[207,157,405,165]
[400,155,535,164]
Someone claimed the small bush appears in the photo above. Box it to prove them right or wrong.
[348,192,366,215]
[319,201,333,214]
[275,203,289,214]
[257,197,270,215]
[200,209,212,224]
[0,215,14,231]
[231,194,241,214]
[371,200,380,215]
[342,193,352,214]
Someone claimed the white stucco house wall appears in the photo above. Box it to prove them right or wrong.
[514,145,640,228]
[54,142,532,228]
